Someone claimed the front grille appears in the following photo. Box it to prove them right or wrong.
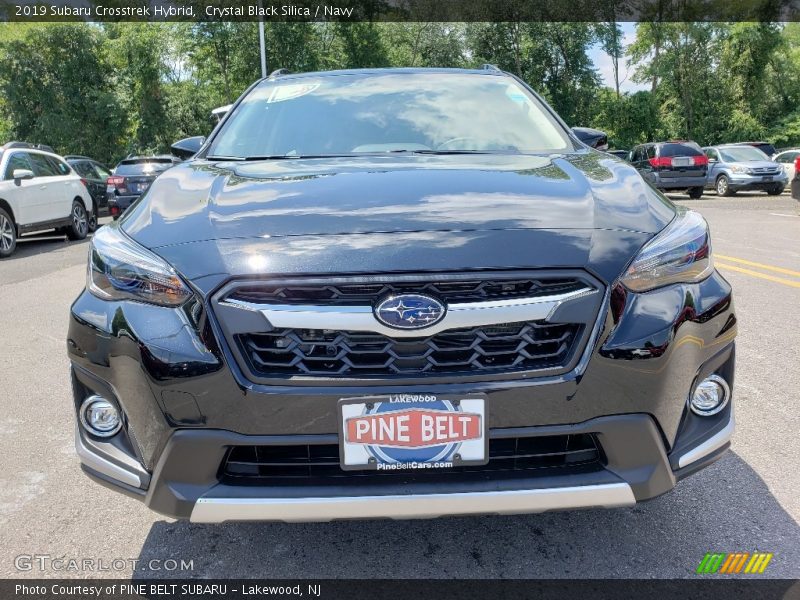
[222,434,602,485]
[228,277,587,306]
[237,321,582,377]
[751,167,781,175]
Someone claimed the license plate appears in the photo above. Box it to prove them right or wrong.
[672,157,692,167]
[762,176,773,182]
[338,394,487,471]
[131,183,149,194]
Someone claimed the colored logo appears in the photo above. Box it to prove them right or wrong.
[345,398,479,465]
[696,552,773,574]
[374,294,446,330]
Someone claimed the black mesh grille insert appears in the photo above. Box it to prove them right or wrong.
[229,277,587,306]
[222,434,602,485]
[237,321,582,377]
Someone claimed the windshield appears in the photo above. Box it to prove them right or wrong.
[206,72,571,159]
[115,160,174,176]
[659,143,702,157]
[719,146,769,162]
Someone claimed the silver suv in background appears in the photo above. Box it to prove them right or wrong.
[703,145,787,196]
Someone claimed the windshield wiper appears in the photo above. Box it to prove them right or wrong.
[209,151,497,161]
[207,154,347,161]
[242,154,353,160]
[381,149,495,155]
[412,149,494,155]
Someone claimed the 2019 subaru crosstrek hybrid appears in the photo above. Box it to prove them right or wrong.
[68,68,736,522]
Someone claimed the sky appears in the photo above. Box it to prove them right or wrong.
[589,22,649,93]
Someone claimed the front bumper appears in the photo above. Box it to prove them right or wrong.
[75,403,734,522]
[727,174,787,191]
[68,270,737,522]
[191,484,636,523]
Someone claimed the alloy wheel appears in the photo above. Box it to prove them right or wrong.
[0,214,13,251]
[73,205,88,237]
[716,177,728,195]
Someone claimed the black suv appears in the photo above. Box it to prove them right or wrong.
[65,156,112,231]
[68,68,735,522]
[629,141,708,198]
[107,156,180,219]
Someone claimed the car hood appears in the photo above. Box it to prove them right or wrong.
[121,152,674,288]
[729,160,780,170]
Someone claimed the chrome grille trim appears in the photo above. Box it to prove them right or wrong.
[220,286,597,338]
[209,271,605,385]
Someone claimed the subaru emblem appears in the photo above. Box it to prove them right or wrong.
[374,294,446,330]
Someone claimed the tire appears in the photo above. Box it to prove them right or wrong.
[0,208,17,258]
[66,200,89,241]
[87,202,98,233]
[716,175,734,197]
[767,185,784,196]
[688,187,703,199]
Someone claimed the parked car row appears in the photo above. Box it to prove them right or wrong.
[0,141,182,257]
[574,129,795,199]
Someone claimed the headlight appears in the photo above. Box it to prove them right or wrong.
[87,225,192,306]
[730,165,752,174]
[620,209,714,292]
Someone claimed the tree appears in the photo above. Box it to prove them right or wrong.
[466,22,600,125]
[629,23,720,141]
[104,23,173,156]
[0,24,125,163]
[381,23,467,68]
[596,21,624,97]
[334,22,389,68]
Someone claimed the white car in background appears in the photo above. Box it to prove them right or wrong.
[0,142,93,258]
[773,149,800,181]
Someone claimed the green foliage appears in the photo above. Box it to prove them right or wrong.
[626,22,796,148]
[592,89,659,149]
[0,24,126,163]
[1,21,799,164]
[465,23,600,125]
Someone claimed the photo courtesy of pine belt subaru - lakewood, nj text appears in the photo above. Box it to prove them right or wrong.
[67,68,736,523]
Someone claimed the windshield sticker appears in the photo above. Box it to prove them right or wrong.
[267,83,320,103]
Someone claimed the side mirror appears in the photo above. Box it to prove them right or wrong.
[13,168,34,182]
[171,136,205,160]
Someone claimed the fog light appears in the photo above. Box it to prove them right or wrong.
[79,395,122,437]
[690,374,730,416]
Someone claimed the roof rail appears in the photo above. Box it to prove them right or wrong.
[481,64,502,72]
[269,68,291,78]
[1,141,55,153]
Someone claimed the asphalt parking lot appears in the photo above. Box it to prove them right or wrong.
[0,192,798,580]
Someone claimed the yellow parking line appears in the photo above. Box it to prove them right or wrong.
[716,254,800,278]
[716,262,800,288]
